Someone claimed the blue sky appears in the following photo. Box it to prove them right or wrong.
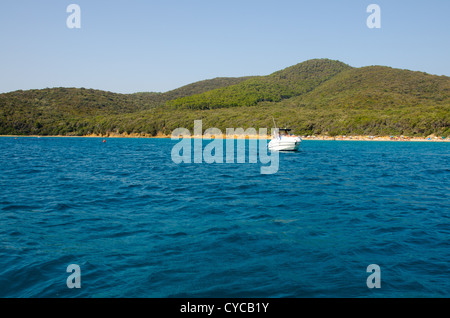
[1,0,449,94]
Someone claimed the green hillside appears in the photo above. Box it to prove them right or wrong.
[273,65,450,136]
[168,59,351,109]
[0,76,254,136]
[162,76,256,100]
[0,59,449,137]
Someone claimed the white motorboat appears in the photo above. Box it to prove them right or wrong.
[267,119,301,151]
[268,128,302,151]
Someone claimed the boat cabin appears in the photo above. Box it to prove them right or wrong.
[279,128,292,136]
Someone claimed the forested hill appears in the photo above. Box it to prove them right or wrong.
[168,60,350,109]
[0,59,449,137]
[167,59,352,109]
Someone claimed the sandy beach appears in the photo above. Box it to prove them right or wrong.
[2,133,449,142]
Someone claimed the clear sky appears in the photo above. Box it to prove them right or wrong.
[1,0,449,94]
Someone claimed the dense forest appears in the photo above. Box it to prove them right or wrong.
[0,59,449,137]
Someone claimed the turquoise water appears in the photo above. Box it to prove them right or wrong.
[0,137,448,297]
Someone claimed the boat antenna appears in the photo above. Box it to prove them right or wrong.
[272,117,277,128]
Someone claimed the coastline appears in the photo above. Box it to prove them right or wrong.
[1,133,448,142]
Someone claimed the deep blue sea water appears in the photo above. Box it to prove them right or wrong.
[0,137,448,298]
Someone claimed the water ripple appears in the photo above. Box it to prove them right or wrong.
[0,138,448,297]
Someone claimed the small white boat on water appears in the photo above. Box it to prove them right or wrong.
[268,127,302,151]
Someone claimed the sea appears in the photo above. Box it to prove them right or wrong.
[0,137,448,298]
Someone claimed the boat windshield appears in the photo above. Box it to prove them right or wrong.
[273,128,293,138]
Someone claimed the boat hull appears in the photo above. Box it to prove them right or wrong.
[268,138,301,151]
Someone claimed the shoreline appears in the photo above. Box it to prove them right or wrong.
[1,133,448,142]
